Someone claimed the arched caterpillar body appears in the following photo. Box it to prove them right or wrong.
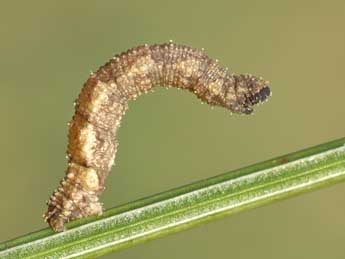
[44,42,271,231]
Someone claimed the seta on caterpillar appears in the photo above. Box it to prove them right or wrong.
[43,42,271,231]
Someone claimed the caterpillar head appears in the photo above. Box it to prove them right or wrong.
[231,74,271,114]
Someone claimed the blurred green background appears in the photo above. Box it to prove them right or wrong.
[1,1,344,258]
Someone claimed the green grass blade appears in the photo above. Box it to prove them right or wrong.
[1,137,345,258]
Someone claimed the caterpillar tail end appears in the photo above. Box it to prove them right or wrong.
[43,163,104,232]
[43,192,104,232]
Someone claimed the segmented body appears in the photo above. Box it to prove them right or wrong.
[44,43,271,231]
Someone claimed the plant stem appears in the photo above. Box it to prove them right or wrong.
[1,137,345,259]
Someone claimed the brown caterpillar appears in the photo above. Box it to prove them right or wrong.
[44,42,271,231]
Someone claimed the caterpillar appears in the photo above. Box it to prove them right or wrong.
[43,42,271,231]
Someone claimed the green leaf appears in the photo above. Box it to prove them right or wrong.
[1,137,345,259]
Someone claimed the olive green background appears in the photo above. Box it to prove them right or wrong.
[1,1,344,258]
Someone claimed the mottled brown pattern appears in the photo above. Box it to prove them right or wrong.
[44,42,271,231]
